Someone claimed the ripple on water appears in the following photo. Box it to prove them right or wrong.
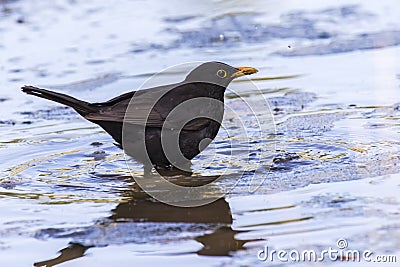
[1,1,400,265]
[226,173,400,265]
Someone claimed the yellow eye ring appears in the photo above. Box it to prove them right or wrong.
[216,69,227,78]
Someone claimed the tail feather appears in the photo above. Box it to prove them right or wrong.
[22,86,97,116]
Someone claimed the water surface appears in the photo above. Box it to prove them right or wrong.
[1,0,400,266]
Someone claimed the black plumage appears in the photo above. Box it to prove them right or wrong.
[22,62,257,171]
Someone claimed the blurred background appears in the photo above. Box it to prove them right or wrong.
[1,0,400,266]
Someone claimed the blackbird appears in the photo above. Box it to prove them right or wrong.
[22,62,257,171]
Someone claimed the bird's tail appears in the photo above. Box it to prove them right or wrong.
[22,86,97,116]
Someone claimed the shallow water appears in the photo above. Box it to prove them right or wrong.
[1,0,400,266]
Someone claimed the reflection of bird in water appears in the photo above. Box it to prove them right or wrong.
[34,190,258,266]
[111,195,258,256]
[196,226,250,256]
[22,62,257,173]
[110,191,232,224]
[34,243,89,267]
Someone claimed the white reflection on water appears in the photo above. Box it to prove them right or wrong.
[0,0,400,266]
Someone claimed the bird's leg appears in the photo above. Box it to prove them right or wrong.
[143,165,153,177]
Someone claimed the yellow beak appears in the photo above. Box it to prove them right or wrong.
[231,66,258,78]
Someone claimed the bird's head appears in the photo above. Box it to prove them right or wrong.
[184,61,258,87]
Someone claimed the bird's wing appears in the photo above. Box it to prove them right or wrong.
[85,96,165,126]
[85,83,212,130]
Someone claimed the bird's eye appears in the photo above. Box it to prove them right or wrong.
[216,69,227,78]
